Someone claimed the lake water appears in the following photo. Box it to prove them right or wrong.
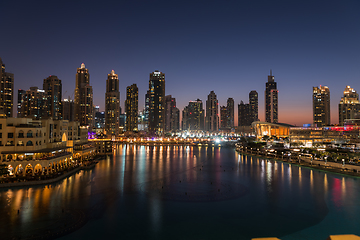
[1,144,360,240]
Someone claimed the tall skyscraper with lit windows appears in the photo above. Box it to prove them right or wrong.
[125,84,138,132]
[226,98,234,128]
[148,71,165,135]
[265,70,278,123]
[0,58,14,117]
[165,95,179,132]
[339,85,360,125]
[205,91,218,131]
[313,85,330,127]
[249,90,258,122]
[105,70,120,136]
[182,99,204,131]
[74,63,93,128]
[43,75,62,120]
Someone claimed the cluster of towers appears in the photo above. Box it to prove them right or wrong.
[1,58,283,136]
[313,85,360,127]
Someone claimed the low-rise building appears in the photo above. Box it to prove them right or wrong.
[0,117,95,176]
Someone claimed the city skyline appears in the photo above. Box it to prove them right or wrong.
[1,1,360,126]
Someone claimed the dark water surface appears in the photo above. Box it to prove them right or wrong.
[1,144,360,240]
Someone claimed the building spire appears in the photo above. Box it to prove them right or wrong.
[270,69,272,76]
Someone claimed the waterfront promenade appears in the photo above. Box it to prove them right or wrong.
[237,147,360,177]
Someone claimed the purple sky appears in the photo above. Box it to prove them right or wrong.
[1,0,360,126]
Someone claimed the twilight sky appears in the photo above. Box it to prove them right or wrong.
[1,0,360,126]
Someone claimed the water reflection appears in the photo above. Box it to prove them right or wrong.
[0,145,360,240]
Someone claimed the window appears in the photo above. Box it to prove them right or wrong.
[26,141,33,146]
[18,131,24,138]
[8,133,13,138]
[0,133,2,138]
[27,130,33,138]
[0,124,2,129]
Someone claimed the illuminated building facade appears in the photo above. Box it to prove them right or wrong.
[148,71,165,135]
[21,87,48,119]
[17,89,26,117]
[265,70,278,123]
[43,75,62,120]
[238,101,250,126]
[74,63,93,128]
[220,106,228,129]
[339,85,360,126]
[249,90,258,122]
[182,99,204,131]
[105,70,120,136]
[227,98,234,128]
[252,121,292,139]
[205,91,218,132]
[165,95,180,132]
[125,84,138,132]
[0,117,96,176]
[0,58,14,117]
[313,85,330,127]
[62,99,74,122]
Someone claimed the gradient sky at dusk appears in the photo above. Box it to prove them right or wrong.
[1,0,360,126]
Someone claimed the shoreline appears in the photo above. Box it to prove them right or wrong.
[237,149,360,178]
[0,158,104,189]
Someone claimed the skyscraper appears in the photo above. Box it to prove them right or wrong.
[205,91,218,132]
[313,85,330,127]
[62,98,74,121]
[17,89,26,118]
[265,70,278,123]
[220,106,228,129]
[165,95,180,132]
[238,101,250,126]
[249,90,258,122]
[125,84,138,132]
[227,98,234,128]
[43,75,62,120]
[74,63,93,128]
[21,87,48,119]
[105,70,120,136]
[148,71,165,135]
[339,85,360,125]
[0,58,14,117]
[182,99,205,131]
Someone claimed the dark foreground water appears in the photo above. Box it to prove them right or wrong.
[1,144,360,240]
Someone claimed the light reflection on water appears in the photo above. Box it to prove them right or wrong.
[0,145,359,240]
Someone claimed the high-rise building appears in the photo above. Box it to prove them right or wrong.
[220,106,228,129]
[62,98,74,121]
[205,91,218,132]
[148,71,165,135]
[43,75,62,120]
[125,84,138,132]
[17,89,26,118]
[74,63,93,128]
[182,99,205,131]
[0,58,14,117]
[265,70,278,123]
[144,90,150,130]
[165,95,180,132]
[227,98,234,128]
[313,85,330,127]
[21,87,48,119]
[95,111,105,129]
[339,85,360,125]
[105,70,120,136]
[249,90,258,122]
[238,101,250,126]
